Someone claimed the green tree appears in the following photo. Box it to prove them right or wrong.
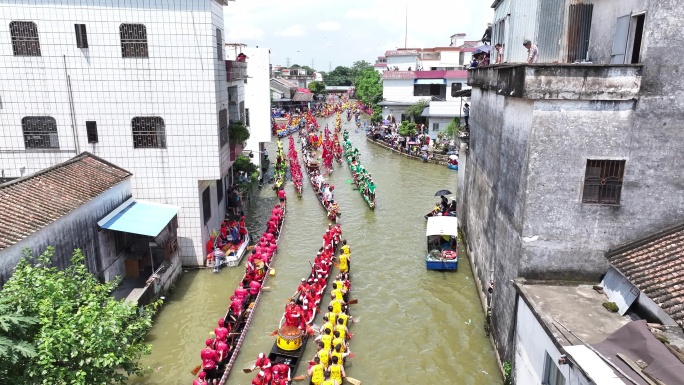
[0,298,38,364]
[354,68,383,124]
[323,66,353,86]
[406,99,430,123]
[350,60,373,79]
[445,117,461,138]
[0,247,157,384]
[398,121,417,136]
[307,81,326,94]
[229,120,251,145]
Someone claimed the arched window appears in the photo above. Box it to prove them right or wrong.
[132,117,165,148]
[10,21,41,56]
[22,116,58,149]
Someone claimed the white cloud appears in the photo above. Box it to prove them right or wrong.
[276,24,306,37]
[316,21,341,31]
[345,9,376,19]
[226,23,265,42]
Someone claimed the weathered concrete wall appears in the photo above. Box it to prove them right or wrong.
[0,180,131,286]
[588,0,648,64]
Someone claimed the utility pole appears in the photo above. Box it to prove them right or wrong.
[286,57,290,67]
[311,58,315,70]
[329,61,332,72]
[404,4,408,49]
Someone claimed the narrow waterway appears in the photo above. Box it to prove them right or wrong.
[130,117,501,385]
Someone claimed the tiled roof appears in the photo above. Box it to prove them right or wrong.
[0,152,131,250]
[607,222,684,328]
[292,92,314,102]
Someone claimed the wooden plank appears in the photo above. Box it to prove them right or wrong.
[616,353,660,385]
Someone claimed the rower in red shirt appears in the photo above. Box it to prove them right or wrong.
[271,363,291,382]
[206,236,216,254]
[200,339,219,382]
[249,280,262,296]
[296,278,310,296]
[230,295,243,318]
[193,371,208,385]
[216,338,230,363]
[214,318,229,341]
[284,301,302,327]
[251,371,266,385]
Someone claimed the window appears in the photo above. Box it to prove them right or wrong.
[216,179,224,203]
[628,14,645,64]
[216,28,223,60]
[132,117,166,148]
[245,108,250,127]
[451,82,463,96]
[202,187,211,224]
[120,24,148,58]
[582,159,625,204]
[433,123,439,131]
[22,116,59,149]
[74,24,88,48]
[10,21,41,56]
[86,121,98,143]
[219,109,228,147]
[543,352,566,385]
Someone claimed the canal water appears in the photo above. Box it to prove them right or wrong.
[130,117,501,385]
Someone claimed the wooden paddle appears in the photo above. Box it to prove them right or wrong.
[190,364,202,376]
[242,366,256,374]
[269,329,279,336]
[293,375,307,381]
[345,377,362,385]
[347,299,358,305]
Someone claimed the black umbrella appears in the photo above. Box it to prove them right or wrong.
[434,189,452,196]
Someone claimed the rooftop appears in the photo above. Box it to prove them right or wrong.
[468,63,642,100]
[0,152,131,250]
[607,222,684,328]
[517,282,631,346]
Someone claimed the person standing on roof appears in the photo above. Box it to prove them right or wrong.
[524,40,539,63]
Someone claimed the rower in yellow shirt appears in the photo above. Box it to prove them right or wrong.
[340,240,350,255]
[330,298,344,314]
[334,318,348,340]
[329,356,346,384]
[330,282,346,301]
[338,252,350,274]
[308,357,325,385]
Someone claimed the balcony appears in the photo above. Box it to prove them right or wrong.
[467,64,642,100]
[226,60,248,82]
[382,70,468,80]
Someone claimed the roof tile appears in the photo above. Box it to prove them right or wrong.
[0,152,131,250]
[607,223,684,329]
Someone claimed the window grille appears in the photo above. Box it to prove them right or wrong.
[216,28,223,60]
[216,179,223,203]
[433,123,439,131]
[74,24,88,48]
[219,109,228,147]
[120,24,148,58]
[132,117,166,148]
[86,121,98,143]
[582,159,625,204]
[245,108,250,127]
[10,21,41,56]
[202,187,211,223]
[451,82,463,96]
[22,116,59,149]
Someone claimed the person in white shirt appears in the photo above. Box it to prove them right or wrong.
[523,40,539,63]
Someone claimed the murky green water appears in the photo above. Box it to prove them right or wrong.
[130,118,501,385]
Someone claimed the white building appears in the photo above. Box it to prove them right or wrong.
[376,36,477,136]
[240,46,272,175]
[0,0,236,266]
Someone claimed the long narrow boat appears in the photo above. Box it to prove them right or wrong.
[196,207,287,385]
[288,136,303,197]
[257,233,339,385]
[342,133,376,210]
[302,148,340,222]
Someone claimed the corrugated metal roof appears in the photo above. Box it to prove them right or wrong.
[292,92,314,102]
[0,152,132,250]
[607,222,684,328]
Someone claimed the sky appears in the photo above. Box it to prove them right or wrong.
[223,0,494,71]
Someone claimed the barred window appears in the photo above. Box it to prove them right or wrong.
[582,159,626,205]
[10,21,41,56]
[202,187,211,224]
[86,121,98,143]
[132,117,166,148]
[120,24,148,58]
[216,28,223,60]
[219,109,228,147]
[22,116,59,149]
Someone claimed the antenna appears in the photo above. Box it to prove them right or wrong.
[404,4,408,49]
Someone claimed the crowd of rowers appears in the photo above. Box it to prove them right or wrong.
[248,226,353,385]
[205,215,248,269]
[194,201,287,385]
[343,139,376,201]
[302,149,340,219]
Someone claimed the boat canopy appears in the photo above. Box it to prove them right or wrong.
[425,216,459,237]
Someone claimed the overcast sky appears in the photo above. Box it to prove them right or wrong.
[224,0,494,71]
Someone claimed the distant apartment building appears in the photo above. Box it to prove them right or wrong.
[458,0,684,366]
[376,34,477,136]
[0,0,237,266]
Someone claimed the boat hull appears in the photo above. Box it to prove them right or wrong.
[225,233,251,267]
[447,164,458,170]
[426,255,458,271]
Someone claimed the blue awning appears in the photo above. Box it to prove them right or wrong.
[98,198,180,237]
[415,79,446,85]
